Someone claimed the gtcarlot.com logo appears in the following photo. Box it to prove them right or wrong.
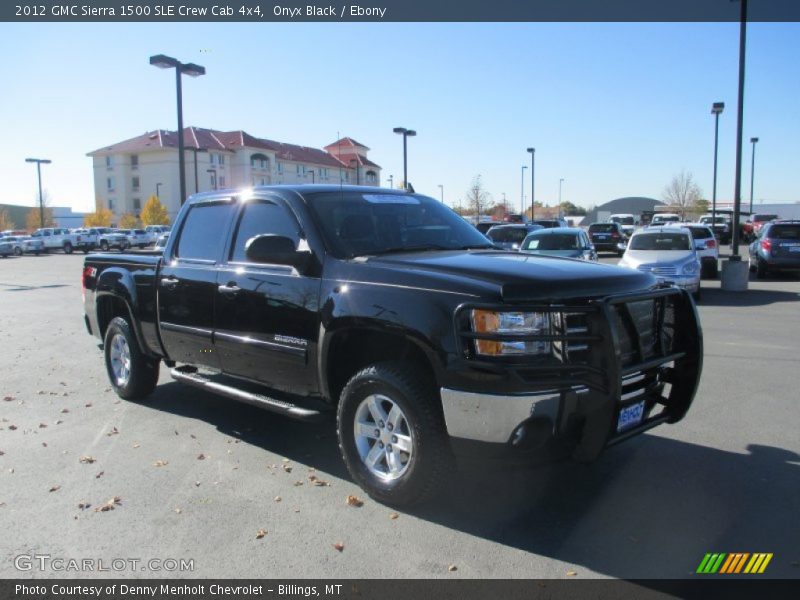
[696,552,773,574]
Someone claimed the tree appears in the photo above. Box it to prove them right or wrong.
[0,209,15,231]
[559,201,586,216]
[464,175,494,217]
[84,200,113,227]
[140,195,170,225]
[119,213,139,229]
[26,207,56,230]
[662,170,703,218]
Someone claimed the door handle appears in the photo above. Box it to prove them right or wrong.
[160,276,178,290]
[218,283,241,296]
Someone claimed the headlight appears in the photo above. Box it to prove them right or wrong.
[470,310,551,356]
[682,261,699,275]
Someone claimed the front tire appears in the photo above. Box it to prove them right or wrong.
[337,362,451,507]
[103,317,159,400]
[63,242,73,254]
[100,240,109,251]
[13,247,22,256]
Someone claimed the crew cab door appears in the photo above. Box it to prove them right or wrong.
[214,196,321,396]
[157,197,236,369]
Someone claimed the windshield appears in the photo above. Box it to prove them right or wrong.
[652,215,679,223]
[768,225,800,239]
[305,192,493,258]
[610,216,634,225]
[487,227,538,243]
[523,233,580,251]
[630,232,692,251]
[589,223,616,233]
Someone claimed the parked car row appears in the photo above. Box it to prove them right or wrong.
[0,225,170,257]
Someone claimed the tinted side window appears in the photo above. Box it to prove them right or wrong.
[230,200,299,263]
[176,203,234,261]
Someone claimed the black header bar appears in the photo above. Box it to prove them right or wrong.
[4,0,800,23]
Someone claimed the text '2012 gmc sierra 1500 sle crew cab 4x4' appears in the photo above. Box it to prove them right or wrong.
[83,185,703,506]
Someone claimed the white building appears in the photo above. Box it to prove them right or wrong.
[87,128,382,221]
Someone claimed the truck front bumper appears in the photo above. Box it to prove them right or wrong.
[444,286,703,462]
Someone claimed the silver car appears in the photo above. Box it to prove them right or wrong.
[618,227,702,300]
[1,235,44,256]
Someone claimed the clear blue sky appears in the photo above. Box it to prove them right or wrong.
[2,22,799,213]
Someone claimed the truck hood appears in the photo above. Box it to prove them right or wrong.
[351,250,656,302]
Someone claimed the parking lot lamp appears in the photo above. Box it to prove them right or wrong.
[25,158,51,228]
[438,184,444,203]
[520,165,527,215]
[527,148,535,219]
[392,127,416,190]
[711,102,725,230]
[749,137,759,215]
[149,54,205,206]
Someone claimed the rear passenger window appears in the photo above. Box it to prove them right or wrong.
[230,200,299,263]
[176,203,234,261]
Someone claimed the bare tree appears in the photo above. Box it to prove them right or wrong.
[662,171,703,218]
[464,175,494,217]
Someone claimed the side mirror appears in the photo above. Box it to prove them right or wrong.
[245,234,311,270]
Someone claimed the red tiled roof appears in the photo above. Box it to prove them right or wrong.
[88,128,380,170]
[325,137,369,151]
[337,152,381,169]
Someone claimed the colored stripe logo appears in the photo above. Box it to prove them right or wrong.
[696,553,773,574]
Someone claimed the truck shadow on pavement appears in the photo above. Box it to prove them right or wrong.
[699,287,800,307]
[144,382,799,578]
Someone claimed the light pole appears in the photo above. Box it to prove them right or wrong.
[149,54,206,206]
[749,137,759,215]
[526,148,535,219]
[438,184,444,203]
[711,102,725,231]
[25,158,51,228]
[156,182,163,198]
[393,127,416,190]
[730,0,748,257]
[186,147,207,194]
[388,175,394,189]
[349,159,360,185]
[559,178,565,212]
[520,165,527,215]
[206,169,217,191]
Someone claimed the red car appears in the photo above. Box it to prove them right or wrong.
[744,214,779,242]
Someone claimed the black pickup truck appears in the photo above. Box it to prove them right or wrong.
[83,185,702,506]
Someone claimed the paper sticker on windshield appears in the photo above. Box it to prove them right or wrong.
[362,194,420,205]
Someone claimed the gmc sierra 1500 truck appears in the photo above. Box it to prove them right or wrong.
[83,185,703,506]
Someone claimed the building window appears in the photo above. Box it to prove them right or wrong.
[108,199,115,210]
[133,198,141,211]
[132,176,140,191]
[277,162,283,173]
[131,155,139,169]
[107,177,115,191]
[219,176,226,188]
[219,154,225,165]
[105,156,113,169]
[365,171,377,184]
[209,154,216,165]
[296,164,301,175]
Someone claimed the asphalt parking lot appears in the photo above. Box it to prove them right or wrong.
[1,251,798,579]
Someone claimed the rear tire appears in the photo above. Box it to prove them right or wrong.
[337,361,452,507]
[103,317,159,400]
[63,242,73,254]
[13,247,22,256]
